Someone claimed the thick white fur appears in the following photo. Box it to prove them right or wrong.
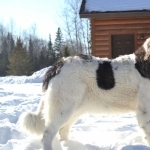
[20,38,150,150]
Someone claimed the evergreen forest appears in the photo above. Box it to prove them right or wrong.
[0,0,91,76]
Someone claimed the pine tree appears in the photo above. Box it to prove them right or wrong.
[38,50,46,69]
[7,37,31,75]
[47,34,55,65]
[29,37,34,60]
[61,46,70,57]
[0,39,9,76]
[7,32,14,56]
[10,34,14,54]
[53,28,64,60]
[28,37,35,72]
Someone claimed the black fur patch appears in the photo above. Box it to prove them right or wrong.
[135,46,150,79]
[96,61,115,90]
[42,60,64,92]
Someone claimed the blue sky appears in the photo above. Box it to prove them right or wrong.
[0,0,65,40]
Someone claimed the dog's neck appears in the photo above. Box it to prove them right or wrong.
[135,46,150,79]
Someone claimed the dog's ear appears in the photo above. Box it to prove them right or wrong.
[143,38,150,60]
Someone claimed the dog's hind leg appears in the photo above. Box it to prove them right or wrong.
[42,86,86,150]
[59,113,81,141]
[42,104,83,150]
[42,106,75,150]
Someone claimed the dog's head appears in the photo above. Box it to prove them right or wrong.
[135,37,150,79]
[143,37,150,60]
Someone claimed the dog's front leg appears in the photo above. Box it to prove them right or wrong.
[136,93,150,145]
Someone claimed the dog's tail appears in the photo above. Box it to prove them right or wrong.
[19,98,45,135]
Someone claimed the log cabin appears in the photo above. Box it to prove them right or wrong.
[79,0,150,58]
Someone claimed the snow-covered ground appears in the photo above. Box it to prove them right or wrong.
[0,68,150,150]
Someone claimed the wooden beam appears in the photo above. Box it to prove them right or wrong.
[80,11,150,19]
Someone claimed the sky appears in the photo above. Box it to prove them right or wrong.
[0,0,65,41]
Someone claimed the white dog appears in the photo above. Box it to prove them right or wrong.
[20,38,150,150]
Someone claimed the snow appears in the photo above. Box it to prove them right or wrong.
[85,0,150,12]
[0,67,150,150]
[0,67,50,84]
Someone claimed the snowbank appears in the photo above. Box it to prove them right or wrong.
[0,67,50,84]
